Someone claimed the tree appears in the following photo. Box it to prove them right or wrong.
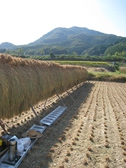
[16,48,24,56]
[40,49,45,55]
[122,51,126,57]
[50,52,55,59]
[73,52,77,56]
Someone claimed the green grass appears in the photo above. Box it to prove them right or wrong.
[53,60,126,82]
[54,60,110,67]
[88,71,126,82]
[119,67,126,74]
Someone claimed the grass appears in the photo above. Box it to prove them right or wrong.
[119,67,126,73]
[54,60,110,67]
[88,71,126,82]
[54,60,126,82]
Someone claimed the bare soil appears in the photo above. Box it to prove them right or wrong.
[1,81,126,168]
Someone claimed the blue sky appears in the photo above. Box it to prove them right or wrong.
[0,0,126,45]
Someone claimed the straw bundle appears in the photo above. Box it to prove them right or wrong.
[0,54,88,118]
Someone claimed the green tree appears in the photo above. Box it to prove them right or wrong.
[50,52,55,59]
[16,48,24,56]
[40,49,45,55]
[73,52,77,56]
[122,51,126,57]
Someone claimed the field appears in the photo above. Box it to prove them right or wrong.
[54,60,111,67]
[1,81,126,168]
[54,60,126,82]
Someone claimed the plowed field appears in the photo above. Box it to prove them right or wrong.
[1,81,126,168]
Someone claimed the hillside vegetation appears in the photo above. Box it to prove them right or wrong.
[0,54,88,118]
[0,27,126,57]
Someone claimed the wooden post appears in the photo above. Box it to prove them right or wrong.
[66,91,75,102]
[0,119,8,134]
[54,89,66,107]
[29,104,39,122]
[44,99,48,109]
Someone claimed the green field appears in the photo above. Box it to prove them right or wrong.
[54,60,110,67]
[53,60,126,82]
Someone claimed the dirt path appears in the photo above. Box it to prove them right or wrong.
[1,82,126,168]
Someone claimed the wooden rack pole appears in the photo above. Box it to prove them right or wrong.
[44,99,48,109]
[0,119,8,134]
[54,89,66,107]
[66,91,75,102]
[29,104,39,122]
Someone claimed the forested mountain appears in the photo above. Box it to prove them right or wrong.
[0,26,126,56]
[0,42,16,49]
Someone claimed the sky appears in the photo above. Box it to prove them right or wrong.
[0,0,126,45]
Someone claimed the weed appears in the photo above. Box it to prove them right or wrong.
[88,146,93,152]
[104,124,107,128]
[104,131,107,134]
[54,143,58,147]
[123,152,126,156]
[94,118,96,121]
[59,164,64,168]
[50,148,55,152]
[105,156,111,162]
[64,157,69,162]
[91,133,94,137]
[72,141,76,145]
[105,143,109,148]
[86,152,91,159]
[62,131,66,135]
[65,128,69,131]
[92,126,95,130]
[66,151,71,156]
[120,133,123,138]
[78,129,81,133]
[89,136,94,142]
[58,138,62,143]
[83,159,88,165]
[121,137,124,140]
[81,122,84,126]
[121,141,125,145]
[70,147,73,151]
[75,137,79,141]
[61,135,66,141]
[46,152,52,159]
[105,139,108,143]
[41,160,45,166]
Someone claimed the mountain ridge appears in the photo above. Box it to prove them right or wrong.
[0,26,126,56]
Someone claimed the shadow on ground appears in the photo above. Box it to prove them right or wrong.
[1,82,94,168]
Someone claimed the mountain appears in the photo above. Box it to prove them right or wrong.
[30,27,103,45]
[0,42,16,49]
[27,26,126,55]
[0,26,126,56]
